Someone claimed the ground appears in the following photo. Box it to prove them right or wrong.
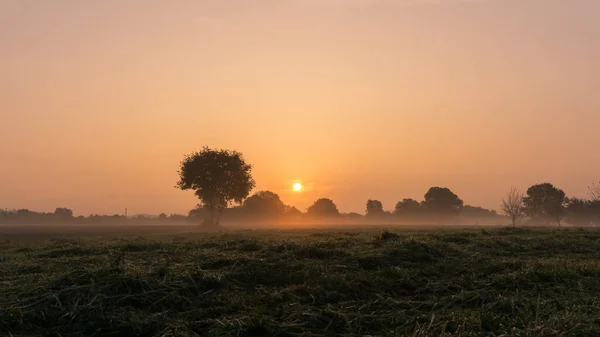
[2,225,600,336]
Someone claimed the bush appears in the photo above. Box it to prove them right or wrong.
[378,230,400,241]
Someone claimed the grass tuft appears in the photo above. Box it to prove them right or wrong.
[377,230,401,241]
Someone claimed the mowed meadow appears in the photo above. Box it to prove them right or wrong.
[2,226,600,336]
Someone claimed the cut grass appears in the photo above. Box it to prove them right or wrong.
[2,227,600,336]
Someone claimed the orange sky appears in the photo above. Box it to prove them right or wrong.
[1,0,599,216]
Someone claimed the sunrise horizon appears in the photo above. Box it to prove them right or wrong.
[4,2,600,335]
[2,0,599,216]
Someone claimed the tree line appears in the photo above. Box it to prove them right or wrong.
[2,185,598,227]
[0,189,500,226]
[187,188,503,226]
[501,183,600,227]
[177,147,600,228]
[0,208,188,225]
[2,147,598,227]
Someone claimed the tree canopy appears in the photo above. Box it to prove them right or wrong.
[243,191,286,217]
[394,198,421,214]
[54,207,74,218]
[422,187,464,214]
[523,183,566,226]
[307,198,340,217]
[366,200,384,217]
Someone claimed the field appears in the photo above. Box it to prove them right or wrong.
[2,225,600,336]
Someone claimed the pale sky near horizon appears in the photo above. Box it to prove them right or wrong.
[1,0,599,216]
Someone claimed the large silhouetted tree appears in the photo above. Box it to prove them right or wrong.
[243,191,286,217]
[176,147,255,228]
[523,183,566,227]
[422,187,464,215]
[307,198,340,217]
[501,188,525,227]
[366,199,384,217]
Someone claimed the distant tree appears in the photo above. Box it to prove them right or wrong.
[523,183,567,227]
[590,182,600,202]
[501,188,525,227]
[133,214,151,222]
[0,209,9,223]
[284,206,303,217]
[366,200,385,217]
[53,208,73,217]
[176,147,255,228]
[188,205,206,219]
[394,198,424,223]
[16,209,31,216]
[243,191,286,217]
[85,213,126,224]
[169,214,187,221]
[422,187,464,215]
[590,200,600,226]
[345,212,363,219]
[394,198,421,214]
[462,205,499,217]
[566,198,600,227]
[158,213,168,220]
[566,198,590,226]
[307,198,340,217]
[222,206,245,222]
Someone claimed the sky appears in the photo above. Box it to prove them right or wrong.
[1,0,599,216]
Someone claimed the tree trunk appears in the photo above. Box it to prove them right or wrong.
[512,217,516,227]
[215,207,224,226]
[201,208,216,228]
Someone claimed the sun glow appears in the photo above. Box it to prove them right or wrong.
[293,183,303,192]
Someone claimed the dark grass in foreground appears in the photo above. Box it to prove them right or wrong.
[2,227,600,336]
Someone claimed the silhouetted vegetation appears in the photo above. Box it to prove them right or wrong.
[422,187,464,216]
[306,198,340,218]
[243,191,286,219]
[366,199,385,218]
[176,147,255,228]
[565,198,600,227]
[0,209,188,225]
[5,181,600,227]
[501,187,525,227]
[590,182,600,202]
[2,147,600,228]
[523,183,567,226]
[394,198,422,220]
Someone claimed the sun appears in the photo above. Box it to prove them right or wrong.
[293,182,303,192]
